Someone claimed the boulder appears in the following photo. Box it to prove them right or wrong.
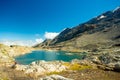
[16,60,68,75]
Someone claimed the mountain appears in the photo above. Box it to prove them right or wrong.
[34,7,120,51]
[33,39,52,48]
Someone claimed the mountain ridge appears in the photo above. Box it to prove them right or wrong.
[34,7,120,51]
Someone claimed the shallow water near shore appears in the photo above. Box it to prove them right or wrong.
[15,50,87,65]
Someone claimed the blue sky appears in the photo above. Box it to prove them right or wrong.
[0,0,120,46]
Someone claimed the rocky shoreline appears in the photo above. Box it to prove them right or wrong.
[15,60,92,77]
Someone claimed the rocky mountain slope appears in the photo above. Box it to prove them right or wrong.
[35,7,120,51]
[34,39,52,48]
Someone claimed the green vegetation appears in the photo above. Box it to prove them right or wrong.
[46,62,92,76]
[63,62,92,71]
[47,71,62,76]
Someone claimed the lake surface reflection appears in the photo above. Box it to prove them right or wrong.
[15,50,86,65]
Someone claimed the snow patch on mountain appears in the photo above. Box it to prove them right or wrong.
[97,15,106,20]
[113,6,120,12]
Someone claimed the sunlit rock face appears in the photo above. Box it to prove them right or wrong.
[0,44,33,65]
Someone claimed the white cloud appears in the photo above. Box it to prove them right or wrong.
[35,38,44,43]
[0,32,59,46]
[44,32,59,39]
[0,39,43,47]
[0,40,33,46]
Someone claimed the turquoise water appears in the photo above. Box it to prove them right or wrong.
[15,50,87,65]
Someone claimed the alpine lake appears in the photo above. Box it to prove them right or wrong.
[15,50,87,65]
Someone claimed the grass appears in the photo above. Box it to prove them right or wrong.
[0,78,9,80]
[46,62,92,76]
[46,71,62,75]
[63,62,92,71]
[0,71,9,80]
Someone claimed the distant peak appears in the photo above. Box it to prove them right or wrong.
[61,28,71,32]
[113,6,120,12]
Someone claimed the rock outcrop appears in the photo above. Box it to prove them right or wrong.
[16,60,68,76]
[15,60,93,77]
[0,44,33,66]
[85,47,120,72]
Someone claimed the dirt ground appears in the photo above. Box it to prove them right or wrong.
[0,66,33,80]
[60,69,120,80]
